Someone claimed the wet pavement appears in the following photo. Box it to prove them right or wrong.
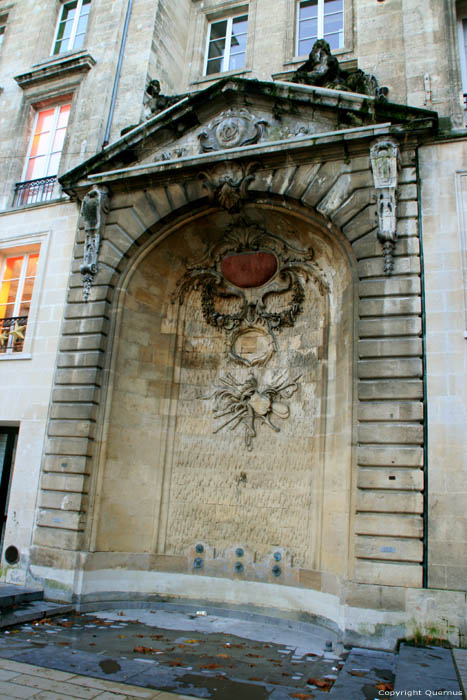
[0,604,463,699]
[0,607,344,699]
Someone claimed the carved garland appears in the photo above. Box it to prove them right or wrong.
[370,138,400,274]
[79,185,110,301]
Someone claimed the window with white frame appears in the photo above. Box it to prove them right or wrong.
[296,0,344,56]
[204,14,248,76]
[15,102,71,206]
[0,252,39,354]
[53,0,91,55]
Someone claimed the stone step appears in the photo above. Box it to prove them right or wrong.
[329,647,396,697]
[0,583,43,609]
[394,643,461,693]
[0,600,74,629]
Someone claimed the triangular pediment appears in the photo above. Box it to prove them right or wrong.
[60,77,437,192]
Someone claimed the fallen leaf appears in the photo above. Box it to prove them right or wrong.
[136,634,144,638]
[58,642,70,646]
[247,653,262,658]
[168,659,184,667]
[118,635,126,639]
[249,677,262,681]
[376,683,394,691]
[151,634,163,639]
[223,643,244,649]
[89,643,96,646]
[178,644,186,648]
[248,664,256,668]
[282,672,290,676]
[184,639,201,644]
[57,621,73,628]
[216,653,230,659]
[133,646,162,654]
[307,678,334,690]
[200,663,222,670]
[290,694,315,699]
[349,670,367,677]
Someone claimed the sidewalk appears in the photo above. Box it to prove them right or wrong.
[0,658,193,700]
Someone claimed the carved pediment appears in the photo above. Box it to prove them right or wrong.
[59,77,437,193]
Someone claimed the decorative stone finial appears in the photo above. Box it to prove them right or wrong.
[370,138,401,274]
[79,185,110,301]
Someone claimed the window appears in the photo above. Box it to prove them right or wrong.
[204,14,248,76]
[0,253,39,353]
[53,0,91,55]
[296,0,343,55]
[458,14,467,123]
[0,14,7,51]
[14,102,71,206]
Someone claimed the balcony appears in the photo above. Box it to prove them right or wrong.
[0,316,28,353]
[13,176,57,207]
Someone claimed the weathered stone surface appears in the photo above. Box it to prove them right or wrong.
[358,338,422,358]
[357,490,423,513]
[354,560,422,587]
[358,379,423,400]
[358,401,423,421]
[358,358,422,379]
[356,513,423,538]
[355,535,423,562]
[357,467,423,490]
[357,446,423,467]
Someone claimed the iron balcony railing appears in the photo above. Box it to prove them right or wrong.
[0,316,28,353]
[13,176,57,207]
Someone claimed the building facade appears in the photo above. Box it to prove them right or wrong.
[0,0,466,648]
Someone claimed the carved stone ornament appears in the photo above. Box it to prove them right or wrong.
[198,109,268,153]
[370,138,400,274]
[199,162,259,212]
[206,370,300,450]
[79,185,110,301]
[291,38,387,100]
[173,217,328,362]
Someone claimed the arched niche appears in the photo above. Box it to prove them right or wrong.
[90,202,356,585]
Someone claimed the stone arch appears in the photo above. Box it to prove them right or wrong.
[33,144,424,601]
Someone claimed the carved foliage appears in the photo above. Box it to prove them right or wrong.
[79,185,110,301]
[370,138,400,274]
[198,109,268,152]
[199,162,259,212]
[207,370,301,450]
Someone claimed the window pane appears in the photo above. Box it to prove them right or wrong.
[324,0,343,11]
[47,152,61,176]
[210,20,227,41]
[36,109,55,134]
[26,254,39,278]
[0,303,15,319]
[229,52,245,70]
[325,32,342,50]
[299,17,318,41]
[206,57,223,75]
[18,301,31,316]
[26,155,47,180]
[21,278,34,303]
[324,14,343,36]
[298,37,316,55]
[3,257,23,281]
[29,132,52,158]
[232,15,248,35]
[299,0,318,20]
[57,104,71,128]
[52,127,66,153]
[4,280,19,306]
[230,31,247,52]
[208,38,226,60]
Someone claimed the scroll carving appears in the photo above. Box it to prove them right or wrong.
[198,109,268,153]
[199,162,259,212]
[206,370,301,450]
[370,138,400,274]
[173,217,327,351]
[79,185,110,301]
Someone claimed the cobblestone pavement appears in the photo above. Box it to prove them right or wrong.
[0,657,193,700]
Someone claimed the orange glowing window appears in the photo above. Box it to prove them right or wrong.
[24,104,71,182]
[0,253,39,353]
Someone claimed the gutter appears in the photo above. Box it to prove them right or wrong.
[102,0,133,147]
[416,144,429,589]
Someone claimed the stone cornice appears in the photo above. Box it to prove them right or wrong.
[14,51,96,89]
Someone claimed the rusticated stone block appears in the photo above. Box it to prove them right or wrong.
[36,509,86,530]
[61,317,109,336]
[358,401,423,421]
[355,535,423,562]
[64,301,108,320]
[358,256,420,277]
[332,187,374,228]
[345,582,406,611]
[44,436,92,457]
[357,490,423,513]
[287,163,321,200]
[359,296,421,316]
[357,445,423,466]
[59,334,107,352]
[354,560,422,587]
[359,316,422,337]
[358,358,422,379]
[50,403,98,421]
[41,473,88,493]
[55,368,101,386]
[57,351,105,369]
[359,276,421,297]
[358,379,423,400]
[47,420,94,439]
[356,513,423,538]
[358,422,423,444]
[43,455,90,474]
[52,386,99,403]
[358,338,422,358]
[33,526,85,551]
[357,467,423,490]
